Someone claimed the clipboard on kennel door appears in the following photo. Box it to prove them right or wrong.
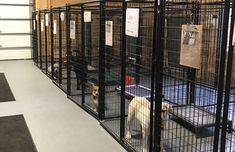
[180,24,203,69]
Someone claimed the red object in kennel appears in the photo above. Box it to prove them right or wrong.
[62,58,67,65]
[125,75,134,85]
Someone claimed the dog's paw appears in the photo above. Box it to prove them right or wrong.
[125,132,131,140]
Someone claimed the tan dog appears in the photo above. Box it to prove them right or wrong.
[126,96,172,152]
[91,84,99,112]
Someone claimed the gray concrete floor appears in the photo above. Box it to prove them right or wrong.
[0,60,126,152]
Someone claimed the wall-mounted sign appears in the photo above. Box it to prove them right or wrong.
[84,11,91,22]
[125,8,139,38]
[180,24,203,69]
[70,20,75,39]
[105,21,113,46]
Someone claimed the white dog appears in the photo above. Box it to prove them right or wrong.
[126,96,172,152]
[47,63,59,79]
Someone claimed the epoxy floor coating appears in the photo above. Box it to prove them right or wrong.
[0,60,126,152]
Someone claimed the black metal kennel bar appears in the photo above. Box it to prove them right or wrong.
[43,10,48,74]
[50,8,54,79]
[32,11,38,66]
[98,1,105,120]
[38,10,42,69]
[220,1,235,151]
[120,0,127,141]
[59,8,63,85]
[213,0,231,151]
[154,0,165,151]
[187,1,199,105]
[81,4,85,105]
[149,0,158,150]
[66,4,71,96]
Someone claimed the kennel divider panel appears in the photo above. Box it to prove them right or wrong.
[37,10,42,69]
[63,2,109,120]
[98,1,106,120]
[60,8,68,92]
[39,10,45,70]
[81,2,102,117]
[64,2,102,119]
[51,8,60,82]
[41,10,50,75]
[46,10,53,78]
[219,1,235,151]
[66,4,71,96]
[114,1,156,152]
[32,11,38,66]
[66,4,84,106]
[160,1,234,152]
[99,1,125,143]
[52,6,69,93]
[50,8,55,79]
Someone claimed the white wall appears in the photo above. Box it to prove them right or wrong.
[0,0,32,60]
[0,0,31,5]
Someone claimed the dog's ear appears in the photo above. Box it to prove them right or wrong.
[162,102,172,112]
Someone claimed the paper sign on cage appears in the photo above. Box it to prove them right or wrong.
[84,11,91,22]
[125,8,139,37]
[60,12,65,21]
[53,20,57,35]
[70,20,76,39]
[45,14,49,26]
[105,21,113,46]
[180,24,203,69]
[233,22,235,46]
[41,20,44,32]
[33,20,36,30]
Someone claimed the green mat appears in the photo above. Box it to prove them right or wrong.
[0,115,37,152]
[0,73,15,102]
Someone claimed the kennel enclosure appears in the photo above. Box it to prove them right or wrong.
[32,0,235,152]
